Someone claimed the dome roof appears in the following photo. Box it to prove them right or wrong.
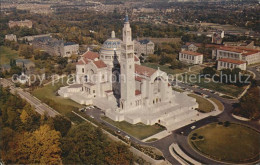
[102,31,121,50]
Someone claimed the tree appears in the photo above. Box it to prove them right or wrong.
[201,67,216,77]
[52,115,72,136]
[4,125,62,164]
[233,86,260,120]
[61,123,133,164]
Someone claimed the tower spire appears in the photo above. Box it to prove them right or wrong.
[124,10,129,23]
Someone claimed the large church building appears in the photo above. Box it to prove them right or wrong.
[59,15,199,129]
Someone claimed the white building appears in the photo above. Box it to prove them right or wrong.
[5,34,17,42]
[63,42,79,57]
[179,51,203,64]
[58,15,199,129]
[181,43,198,52]
[134,39,154,56]
[217,58,246,71]
[212,46,260,65]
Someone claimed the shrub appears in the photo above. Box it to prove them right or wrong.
[198,136,204,140]
[224,121,230,127]
[191,136,197,140]
[218,122,223,125]
[192,133,198,136]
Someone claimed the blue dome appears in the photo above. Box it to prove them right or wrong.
[103,38,121,49]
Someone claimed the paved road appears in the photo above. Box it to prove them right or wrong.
[248,65,260,80]
[0,78,59,117]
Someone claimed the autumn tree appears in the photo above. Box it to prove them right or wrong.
[2,125,62,164]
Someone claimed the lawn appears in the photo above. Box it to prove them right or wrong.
[32,78,85,124]
[209,98,224,111]
[188,94,214,113]
[142,62,188,75]
[189,122,260,164]
[101,116,165,140]
[0,46,19,65]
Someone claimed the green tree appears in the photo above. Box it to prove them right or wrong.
[52,115,72,136]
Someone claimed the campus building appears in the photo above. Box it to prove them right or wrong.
[212,46,260,66]
[217,58,247,71]
[179,51,203,64]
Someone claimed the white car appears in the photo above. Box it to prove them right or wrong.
[125,135,130,140]
[90,115,94,119]
[191,126,196,130]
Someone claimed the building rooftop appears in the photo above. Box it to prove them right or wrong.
[180,51,203,56]
[135,64,157,77]
[138,39,151,45]
[218,58,246,65]
[81,51,99,60]
[93,60,107,68]
[64,42,78,46]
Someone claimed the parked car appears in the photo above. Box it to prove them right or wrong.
[125,135,130,140]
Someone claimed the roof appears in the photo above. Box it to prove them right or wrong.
[16,59,33,64]
[68,84,82,88]
[135,64,157,77]
[135,90,141,95]
[218,58,246,65]
[180,51,203,56]
[217,46,259,56]
[134,55,139,62]
[135,76,145,82]
[81,51,99,60]
[76,60,85,65]
[218,47,244,53]
[93,60,107,68]
[86,82,95,86]
[105,90,113,93]
[138,39,151,44]
[64,42,78,46]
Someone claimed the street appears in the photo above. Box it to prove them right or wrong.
[0,78,59,117]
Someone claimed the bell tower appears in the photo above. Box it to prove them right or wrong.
[120,13,135,110]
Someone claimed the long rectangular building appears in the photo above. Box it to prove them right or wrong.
[179,51,203,64]
[212,46,260,65]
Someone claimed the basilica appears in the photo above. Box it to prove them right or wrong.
[58,15,199,129]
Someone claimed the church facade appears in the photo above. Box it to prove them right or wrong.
[59,15,199,129]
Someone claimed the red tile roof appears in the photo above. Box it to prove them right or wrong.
[180,51,203,56]
[218,47,244,53]
[218,58,246,65]
[82,51,99,60]
[185,42,222,49]
[135,76,144,82]
[135,64,157,77]
[105,90,113,93]
[135,90,141,95]
[134,55,139,62]
[218,46,259,56]
[93,60,107,68]
[76,60,85,65]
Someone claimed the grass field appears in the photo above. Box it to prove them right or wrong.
[102,116,165,140]
[188,94,214,113]
[189,122,260,164]
[32,78,85,124]
[0,46,19,65]
[209,98,224,111]
[142,63,188,75]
